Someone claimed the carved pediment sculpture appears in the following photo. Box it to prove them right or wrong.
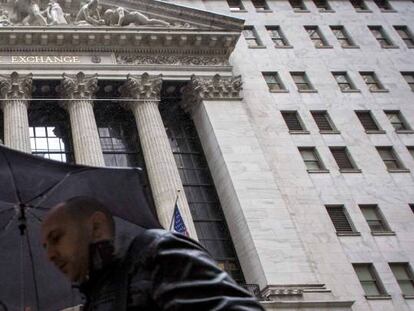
[7,0,171,27]
[103,7,169,27]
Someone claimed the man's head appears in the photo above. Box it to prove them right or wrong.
[41,196,115,283]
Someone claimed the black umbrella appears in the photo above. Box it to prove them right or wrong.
[0,145,160,311]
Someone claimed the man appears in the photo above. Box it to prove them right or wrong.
[41,196,265,310]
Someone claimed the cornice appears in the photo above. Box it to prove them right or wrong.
[0,28,240,56]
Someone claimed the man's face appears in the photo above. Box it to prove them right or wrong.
[41,209,91,282]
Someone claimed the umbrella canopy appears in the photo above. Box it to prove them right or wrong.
[0,145,160,311]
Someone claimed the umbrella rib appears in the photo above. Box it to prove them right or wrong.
[25,167,98,207]
[0,148,23,203]
[0,212,17,234]
[27,209,43,223]
[25,230,41,311]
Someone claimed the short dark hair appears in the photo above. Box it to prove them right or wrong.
[60,196,115,236]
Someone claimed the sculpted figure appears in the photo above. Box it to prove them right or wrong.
[45,0,68,25]
[0,9,11,26]
[13,0,47,25]
[103,7,169,27]
[75,0,104,26]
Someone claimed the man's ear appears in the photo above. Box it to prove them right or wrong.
[90,211,108,241]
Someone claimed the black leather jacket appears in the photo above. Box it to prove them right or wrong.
[79,229,265,310]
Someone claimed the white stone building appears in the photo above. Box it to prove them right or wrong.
[0,0,413,310]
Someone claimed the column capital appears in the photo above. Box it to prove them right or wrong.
[119,73,163,103]
[59,72,99,103]
[181,74,243,114]
[0,72,33,102]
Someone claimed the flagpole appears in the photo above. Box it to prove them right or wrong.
[168,189,180,231]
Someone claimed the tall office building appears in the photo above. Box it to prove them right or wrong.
[0,0,413,310]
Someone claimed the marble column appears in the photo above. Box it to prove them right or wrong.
[120,73,197,238]
[0,72,32,153]
[59,72,104,167]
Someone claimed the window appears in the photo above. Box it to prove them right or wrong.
[377,147,406,171]
[252,0,270,11]
[305,26,330,47]
[410,203,414,213]
[326,205,358,234]
[95,103,143,168]
[298,147,326,171]
[330,147,359,171]
[243,26,262,47]
[281,111,307,132]
[227,0,245,11]
[355,111,382,132]
[402,72,414,91]
[384,111,411,132]
[353,263,388,296]
[408,146,414,159]
[262,72,286,91]
[313,0,332,11]
[389,263,414,296]
[291,72,315,91]
[394,27,414,48]
[350,0,369,11]
[360,72,386,92]
[30,126,72,162]
[360,204,391,233]
[266,26,290,47]
[289,0,307,11]
[369,26,395,48]
[373,0,393,11]
[332,72,358,91]
[161,85,245,283]
[311,111,337,133]
[28,94,73,163]
[330,26,356,47]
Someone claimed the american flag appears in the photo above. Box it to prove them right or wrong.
[170,203,189,237]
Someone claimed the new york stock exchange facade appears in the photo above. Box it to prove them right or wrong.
[0,0,357,310]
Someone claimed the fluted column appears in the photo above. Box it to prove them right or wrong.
[59,72,104,166]
[0,72,32,153]
[120,73,197,238]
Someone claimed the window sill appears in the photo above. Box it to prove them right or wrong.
[337,232,361,236]
[293,9,310,13]
[365,295,392,300]
[380,9,397,13]
[270,89,289,93]
[248,46,266,49]
[369,89,389,93]
[316,45,334,49]
[229,9,247,12]
[342,45,360,49]
[371,231,396,236]
[396,130,414,134]
[307,169,329,173]
[274,45,294,49]
[341,89,361,93]
[340,168,362,173]
[403,295,414,299]
[355,9,372,13]
[387,168,410,173]
[256,9,273,12]
[382,45,399,49]
[319,9,335,13]
[289,130,310,135]
[320,130,340,134]
[366,130,386,134]
[298,89,318,93]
